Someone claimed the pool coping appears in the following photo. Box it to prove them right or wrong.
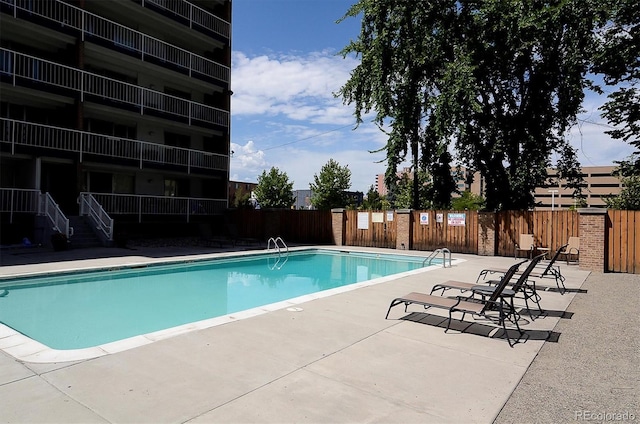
[0,246,464,363]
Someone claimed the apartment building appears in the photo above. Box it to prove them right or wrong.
[0,0,231,245]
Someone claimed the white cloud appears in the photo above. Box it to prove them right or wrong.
[231,51,359,124]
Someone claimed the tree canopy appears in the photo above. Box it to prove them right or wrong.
[253,167,295,209]
[310,159,352,210]
[593,0,640,175]
[338,0,609,210]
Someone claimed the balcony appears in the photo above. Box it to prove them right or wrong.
[138,0,230,41]
[85,192,227,221]
[1,118,229,173]
[0,48,229,130]
[0,0,229,86]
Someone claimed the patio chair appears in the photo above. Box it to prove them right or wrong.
[515,234,535,259]
[431,253,546,319]
[477,243,568,294]
[386,264,525,347]
[559,236,579,265]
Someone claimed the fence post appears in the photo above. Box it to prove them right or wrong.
[331,208,345,246]
[478,212,497,256]
[395,209,412,250]
[578,208,606,272]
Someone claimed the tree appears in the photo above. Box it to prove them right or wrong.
[451,191,485,211]
[593,0,640,174]
[604,175,640,210]
[393,169,432,209]
[232,185,253,209]
[253,167,295,209]
[339,0,605,211]
[362,185,384,210]
[309,159,352,210]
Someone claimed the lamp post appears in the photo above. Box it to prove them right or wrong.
[548,189,558,211]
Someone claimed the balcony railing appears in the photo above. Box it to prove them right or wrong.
[0,48,229,129]
[83,192,227,222]
[1,118,229,173]
[140,0,230,39]
[0,188,72,238]
[0,0,230,84]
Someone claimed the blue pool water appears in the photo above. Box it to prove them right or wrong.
[0,250,430,350]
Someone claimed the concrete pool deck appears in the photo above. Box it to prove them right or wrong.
[0,245,638,423]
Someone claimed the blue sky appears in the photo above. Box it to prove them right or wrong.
[229,0,635,192]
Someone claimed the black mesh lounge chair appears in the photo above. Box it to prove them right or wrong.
[477,243,568,294]
[385,267,525,347]
[430,254,545,320]
[430,259,527,297]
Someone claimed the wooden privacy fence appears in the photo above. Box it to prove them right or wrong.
[411,210,478,254]
[607,210,640,273]
[495,210,579,257]
[344,210,396,248]
[225,209,333,244]
[221,208,639,273]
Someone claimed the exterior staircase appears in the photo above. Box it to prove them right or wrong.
[68,216,103,248]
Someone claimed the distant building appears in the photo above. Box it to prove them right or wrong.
[293,189,314,209]
[228,181,258,207]
[535,166,621,209]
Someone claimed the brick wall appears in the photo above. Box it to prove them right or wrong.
[331,209,344,246]
[395,209,411,250]
[578,208,606,272]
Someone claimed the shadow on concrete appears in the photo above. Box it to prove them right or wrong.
[400,312,561,345]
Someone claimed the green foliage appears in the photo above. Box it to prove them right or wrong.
[451,191,486,211]
[362,185,385,210]
[593,0,639,172]
[232,186,253,209]
[254,167,295,209]
[339,0,606,211]
[393,170,432,209]
[604,175,640,210]
[309,159,352,210]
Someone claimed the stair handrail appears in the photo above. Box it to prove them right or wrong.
[422,247,452,268]
[79,192,114,241]
[40,192,73,239]
[266,236,289,270]
[267,236,288,255]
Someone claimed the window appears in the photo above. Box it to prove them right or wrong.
[164,179,177,197]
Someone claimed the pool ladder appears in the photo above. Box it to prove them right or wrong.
[267,236,289,270]
[423,248,452,268]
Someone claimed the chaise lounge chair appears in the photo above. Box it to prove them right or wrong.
[477,244,568,293]
[385,264,526,347]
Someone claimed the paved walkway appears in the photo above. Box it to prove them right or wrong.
[495,271,639,423]
[0,245,637,423]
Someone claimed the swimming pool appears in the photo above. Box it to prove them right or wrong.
[0,248,448,361]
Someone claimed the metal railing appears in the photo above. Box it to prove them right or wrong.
[0,188,72,237]
[0,0,229,84]
[423,248,452,268]
[0,188,41,222]
[1,48,229,128]
[79,193,114,241]
[140,0,230,39]
[41,192,73,238]
[83,192,227,222]
[0,118,228,172]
